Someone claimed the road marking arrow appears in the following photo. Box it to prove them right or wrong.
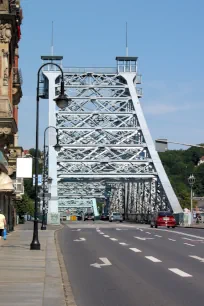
[73,238,86,242]
[90,258,112,268]
[189,255,204,263]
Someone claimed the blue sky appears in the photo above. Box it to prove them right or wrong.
[18,0,204,150]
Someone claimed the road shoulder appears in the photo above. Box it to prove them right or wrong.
[55,228,77,306]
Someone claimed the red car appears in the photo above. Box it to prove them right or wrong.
[150,211,176,228]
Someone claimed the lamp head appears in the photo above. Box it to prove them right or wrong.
[53,143,62,152]
[54,94,70,109]
[48,177,53,184]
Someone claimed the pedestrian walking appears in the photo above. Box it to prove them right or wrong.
[0,209,6,240]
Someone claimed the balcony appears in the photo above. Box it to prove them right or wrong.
[13,68,23,86]
[136,74,142,84]
[0,96,17,136]
[7,146,23,175]
[0,150,8,174]
[13,178,24,199]
[136,88,143,98]
[13,68,23,105]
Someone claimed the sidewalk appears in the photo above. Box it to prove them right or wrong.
[0,222,66,306]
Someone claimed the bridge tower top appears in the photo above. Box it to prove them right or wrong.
[40,55,63,71]
[116,56,138,73]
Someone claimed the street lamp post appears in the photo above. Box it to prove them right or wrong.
[41,126,61,231]
[188,174,196,224]
[30,62,69,250]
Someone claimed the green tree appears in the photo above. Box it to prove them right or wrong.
[15,194,34,223]
[159,146,204,209]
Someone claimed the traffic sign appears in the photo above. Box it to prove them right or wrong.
[33,175,42,186]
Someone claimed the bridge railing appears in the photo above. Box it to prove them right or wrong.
[63,67,117,74]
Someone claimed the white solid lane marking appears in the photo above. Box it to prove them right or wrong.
[146,232,151,234]
[119,242,128,246]
[103,235,110,238]
[145,256,162,263]
[168,238,176,241]
[73,238,86,242]
[91,258,112,268]
[110,238,118,241]
[150,229,204,240]
[184,243,195,247]
[129,248,142,253]
[168,268,192,277]
[189,255,204,263]
[155,235,162,238]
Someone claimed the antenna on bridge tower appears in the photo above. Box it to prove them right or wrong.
[126,22,128,56]
[51,21,54,56]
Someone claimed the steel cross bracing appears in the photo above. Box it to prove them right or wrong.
[42,146,49,215]
[55,63,182,217]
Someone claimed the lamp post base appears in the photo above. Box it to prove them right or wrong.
[30,220,41,250]
[41,224,46,230]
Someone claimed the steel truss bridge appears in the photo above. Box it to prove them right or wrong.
[41,56,182,223]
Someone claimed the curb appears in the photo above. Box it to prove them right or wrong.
[54,226,77,306]
[178,226,204,230]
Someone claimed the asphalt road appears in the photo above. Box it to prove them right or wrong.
[58,222,204,306]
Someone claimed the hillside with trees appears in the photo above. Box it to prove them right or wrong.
[159,146,204,209]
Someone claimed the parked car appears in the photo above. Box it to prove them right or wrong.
[100,213,109,221]
[84,213,95,221]
[109,212,123,222]
[150,211,176,228]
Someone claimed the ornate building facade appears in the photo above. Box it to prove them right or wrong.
[0,0,23,230]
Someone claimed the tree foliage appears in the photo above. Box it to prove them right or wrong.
[15,194,34,219]
[17,149,43,220]
[159,146,204,209]
[23,149,43,200]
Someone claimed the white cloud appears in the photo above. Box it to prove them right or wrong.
[142,79,204,115]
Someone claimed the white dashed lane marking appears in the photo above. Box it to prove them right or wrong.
[168,268,192,278]
[184,243,195,247]
[134,236,154,241]
[145,256,162,263]
[189,255,204,263]
[129,248,142,253]
[182,237,194,241]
